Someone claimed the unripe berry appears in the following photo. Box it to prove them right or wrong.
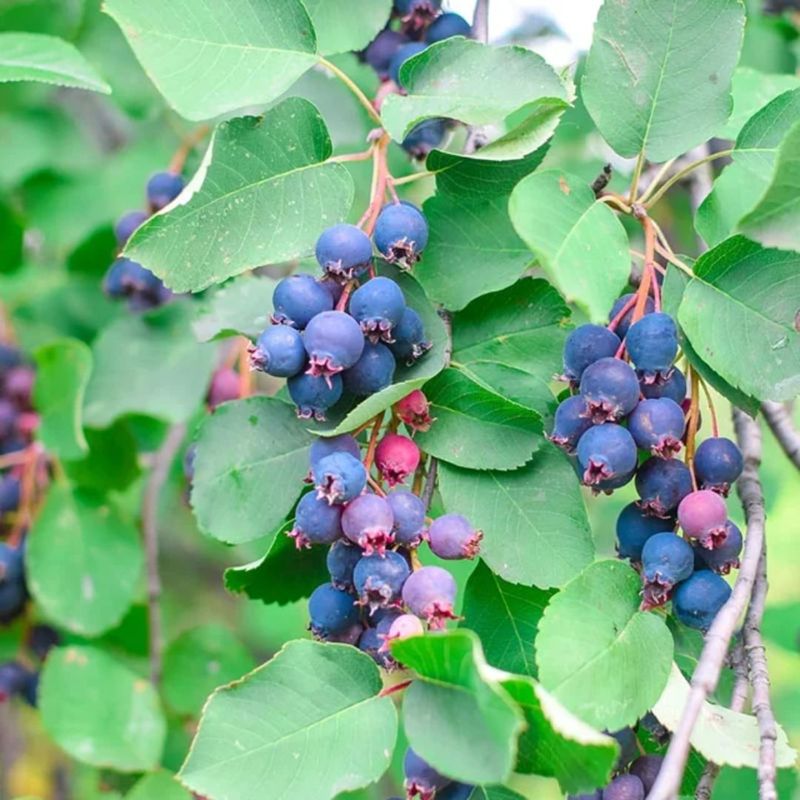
[310,435,361,471]
[635,457,693,518]
[388,307,432,365]
[425,12,472,42]
[146,171,184,211]
[678,490,729,549]
[616,502,676,562]
[548,395,593,454]
[375,433,420,487]
[114,210,148,245]
[404,747,452,800]
[427,514,482,560]
[562,324,621,383]
[693,520,742,574]
[627,397,685,457]
[380,612,424,652]
[576,424,637,487]
[640,366,687,403]
[694,437,743,496]
[395,390,434,432]
[304,310,365,379]
[672,570,731,631]
[602,774,644,800]
[373,202,429,268]
[287,372,343,421]
[315,223,373,280]
[387,490,426,547]
[641,532,694,608]
[250,325,306,377]
[313,452,367,505]
[402,566,457,629]
[271,274,333,329]
[207,367,240,409]
[579,357,640,423]
[343,342,396,396]
[625,313,678,380]
[326,540,362,591]
[288,492,343,549]
[349,277,406,342]
[342,493,395,554]
[609,293,655,338]
[353,550,410,609]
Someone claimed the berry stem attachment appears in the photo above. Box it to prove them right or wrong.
[684,367,701,489]
[363,413,385,472]
[644,148,734,208]
[9,444,42,547]
[631,213,656,324]
[637,156,678,205]
[367,475,387,497]
[169,124,211,174]
[318,58,383,125]
[421,456,438,511]
[598,193,632,214]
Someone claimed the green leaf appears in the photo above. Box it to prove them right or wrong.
[416,193,532,311]
[581,0,745,161]
[0,32,110,93]
[536,560,673,731]
[509,170,630,322]
[461,560,555,678]
[40,645,166,771]
[303,0,391,56]
[392,630,525,786]
[415,368,542,471]
[191,396,314,544]
[125,99,353,293]
[162,625,256,716]
[438,446,593,589]
[126,771,191,800]
[33,338,91,460]
[0,196,24,273]
[26,486,143,637]
[63,420,142,492]
[104,0,317,120]
[83,304,216,427]
[180,641,397,800]
[652,663,797,769]
[677,236,800,402]
[192,274,276,342]
[381,39,569,160]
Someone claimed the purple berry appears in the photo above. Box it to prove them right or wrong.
[114,210,148,245]
[609,293,654,338]
[207,367,240,410]
[673,570,731,631]
[315,223,373,280]
[576,424,637,487]
[402,119,448,158]
[616,502,676,562]
[146,171,184,211]
[625,313,678,380]
[694,437,743,496]
[563,324,621,383]
[678,490,729,549]
[354,550,410,609]
[358,625,396,669]
[342,493,395,555]
[388,41,427,86]
[0,474,21,515]
[288,492,343,549]
[641,532,694,609]
[388,307,431,365]
[0,661,31,702]
[425,12,471,42]
[307,583,359,640]
[250,325,306,377]
[427,514,482,560]
[602,774,644,800]
[0,399,17,440]
[694,520,742,574]
[640,366,687,403]
[548,395,593,454]
[313,452,367,505]
[635,457,693,518]
[579,357,640,423]
[349,277,406,343]
[374,202,429,268]
[0,581,26,624]
[287,372,343,421]
[402,566,457,629]
[404,748,452,799]
[0,543,24,583]
[0,345,22,374]
[386,490,426,547]
[310,435,361,471]
[364,29,410,80]
[326,540,362,591]
[343,342,396,396]
[271,274,334,329]
[304,310,365,380]
[628,398,686,457]
[630,754,663,794]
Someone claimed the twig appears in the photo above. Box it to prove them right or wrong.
[644,148,733,208]
[761,401,800,471]
[462,0,490,154]
[141,423,186,685]
[647,409,766,800]
[318,58,382,125]
[169,124,210,174]
[421,457,438,511]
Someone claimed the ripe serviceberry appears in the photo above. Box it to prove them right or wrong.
[388,42,427,85]
[402,565,457,628]
[630,754,663,794]
[548,395,593,454]
[364,29,410,80]
[694,437,743,495]
[404,748,452,800]
[428,514,482,559]
[395,389,434,432]
[693,520,742,574]
[380,612,424,652]
[625,313,678,379]
[437,783,475,800]
[0,661,30,702]
[0,543,24,583]
[307,583,359,640]
[562,324,621,383]
[594,466,637,495]
[304,310,365,380]
[640,366,687,403]
[610,727,638,769]
[402,119,448,158]
[672,569,731,631]
[250,325,306,377]
[350,277,406,342]
[207,367,239,409]
[104,258,165,306]
[146,171,184,211]
[271,274,333,329]
[635,457,693,518]
[374,202,429,268]
[387,490,426,547]
[641,532,694,608]
[426,12,472,42]
[389,307,432,365]
[313,452,367,505]
[315,223,373,280]
[288,492,343,548]
[310,435,361,471]
[616,502,675,562]
[576,424,637,487]
[0,581,26,624]
[678,490,728,549]
[343,342,396,396]
[28,624,60,661]
[326,542,362,594]
[628,398,685,457]
[358,625,395,669]
[287,372,343,421]
[579,357,640,422]
[0,474,21,515]
[609,293,654,338]
[114,210,148,245]
[354,551,410,608]
[375,433,420,486]
[342,493,395,554]
[602,774,644,800]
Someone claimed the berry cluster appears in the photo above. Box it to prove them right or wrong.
[103,171,185,310]
[250,208,431,421]
[572,752,664,800]
[549,296,744,630]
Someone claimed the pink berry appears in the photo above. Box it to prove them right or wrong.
[375,433,420,487]
[394,390,434,432]
[207,367,240,409]
[379,613,424,652]
[678,490,728,548]
[427,514,482,560]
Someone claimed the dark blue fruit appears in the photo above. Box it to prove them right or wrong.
[0,474,21,515]
[630,754,663,794]
[0,581,26,624]
[609,293,654,338]
[287,372,343,421]
[364,29,410,80]
[576,424,637,487]
[304,310,365,378]
[626,313,678,379]
[0,399,17,439]
[146,171,184,211]
[386,490,426,547]
[426,12,471,42]
[388,41,427,85]
[343,342,396,396]
[693,520,742,574]
[114,210,148,245]
[641,532,694,608]
[635,457,693,518]
[288,491,343,548]
[326,540,362,591]
[358,625,395,669]
[103,257,164,300]
[672,569,732,631]
[563,324,621,383]
[373,202,429,268]
[250,325,306,377]
[388,307,431,365]
[394,0,442,14]
[616,502,675,562]
[628,398,685,457]
[579,357,640,423]
[307,583,360,640]
[610,727,638,769]
[438,784,475,800]
[640,366,687,403]
[353,551,410,608]
[602,774,644,800]
[0,543,24,583]
[694,437,743,495]
[548,395,593,454]
[404,748,452,799]
[271,274,334,329]
[310,435,361,471]
[313,452,367,505]
[349,277,406,342]
[594,466,636,494]
[315,224,373,280]
[402,119,447,158]
[0,661,31,701]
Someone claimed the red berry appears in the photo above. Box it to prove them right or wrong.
[375,433,420,487]
[677,490,728,548]
[394,390,434,432]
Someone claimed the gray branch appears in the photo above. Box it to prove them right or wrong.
[761,401,800,471]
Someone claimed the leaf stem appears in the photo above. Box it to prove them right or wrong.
[598,193,632,214]
[169,124,211,174]
[628,150,646,203]
[644,148,734,208]
[329,146,375,163]
[637,156,678,204]
[318,57,383,125]
[389,170,436,187]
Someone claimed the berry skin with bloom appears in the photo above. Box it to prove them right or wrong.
[353,551,410,609]
[313,452,367,505]
[103,257,164,303]
[402,565,457,629]
[427,514,482,560]
[388,41,427,86]
[395,389,434,432]
[426,12,472,42]
[380,613,424,652]
[548,395,593,454]
[694,520,742,574]
[388,307,432,365]
[579,357,640,423]
[672,570,732,631]
[315,223,373,280]
[349,277,406,342]
[404,748,452,800]
[635,457,694,518]
[625,313,678,379]
[602,774,644,800]
[562,324,621,383]
[288,492,343,549]
[307,583,360,640]
[304,311,365,380]
[629,755,663,794]
[375,433,420,487]
[694,437,744,495]
[678,490,729,549]
[374,202,429,268]
[576,424,638,487]
[310,435,361,471]
[609,293,655,338]
[386,490,426,547]
[342,493,396,554]
[114,210,148,245]
[627,397,686,457]
[402,119,448,159]
[616,502,676,562]
[326,540,362,591]
[641,532,694,608]
[250,325,306,377]
[364,29,409,80]
[343,342,396,396]
[640,366,687,403]
[287,373,343,421]
[146,171,184,210]
[271,274,334,329]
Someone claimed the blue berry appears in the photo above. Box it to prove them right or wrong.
[563,324,621,383]
[288,492,343,549]
[548,395,593,454]
[343,342,396,396]
[313,452,367,505]
[364,29,410,80]
[402,565,457,629]
[641,532,694,608]
[616,502,675,562]
[287,373,343,421]
[635,457,693,518]
[307,583,360,640]
[694,437,743,495]
[326,540,362,591]
[386,490,426,547]
[438,783,475,800]
[250,325,306,377]
[103,257,163,300]
[388,307,431,365]
[349,277,406,342]
[315,224,373,280]
[342,493,395,554]
[272,274,333,329]
[358,625,395,669]
[146,171,184,211]
[388,41,427,85]
[428,514,482,560]
[630,755,663,794]
[426,12,471,42]
[626,313,678,379]
[374,202,429,268]
[0,661,31,701]
[304,310,365,379]
[694,520,742,575]
[640,366,687,403]
[404,748,452,799]
[0,345,22,374]
[628,398,686,457]
[310,435,361,471]
[594,466,637,494]
[672,570,731,631]
[609,293,655,338]
[576,424,637,487]
[353,550,410,608]
[402,119,447,159]
[602,774,644,800]
[0,580,26,624]
[579,357,640,423]
[610,727,638,770]
[114,210,148,245]
[0,474,21,515]
[0,543,24,584]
